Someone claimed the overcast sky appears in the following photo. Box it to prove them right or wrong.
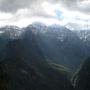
[0,0,90,30]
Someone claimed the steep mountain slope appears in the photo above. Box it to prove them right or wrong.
[74,30,90,49]
[0,63,9,90]
[1,23,90,90]
[0,30,74,90]
[0,24,90,71]
[72,57,90,90]
[0,26,21,39]
[0,26,22,61]
[24,23,89,71]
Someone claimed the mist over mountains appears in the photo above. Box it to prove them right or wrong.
[0,22,90,70]
[0,22,90,90]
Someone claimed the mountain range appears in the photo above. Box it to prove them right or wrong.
[0,23,90,70]
[0,22,90,90]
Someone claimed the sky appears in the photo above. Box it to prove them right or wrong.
[0,0,90,30]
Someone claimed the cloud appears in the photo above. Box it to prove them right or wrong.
[56,0,90,15]
[0,0,90,30]
[0,0,34,12]
[0,0,90,16]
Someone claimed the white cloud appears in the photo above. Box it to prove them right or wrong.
[0,11,12,20]
[79,0,90,6]
[0,0,90,30]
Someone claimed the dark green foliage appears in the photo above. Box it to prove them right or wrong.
[72,57,90,90]
[28,23,88,71]
[0,37,74,90]
[47,60,72,79]
[0,63,10,90]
